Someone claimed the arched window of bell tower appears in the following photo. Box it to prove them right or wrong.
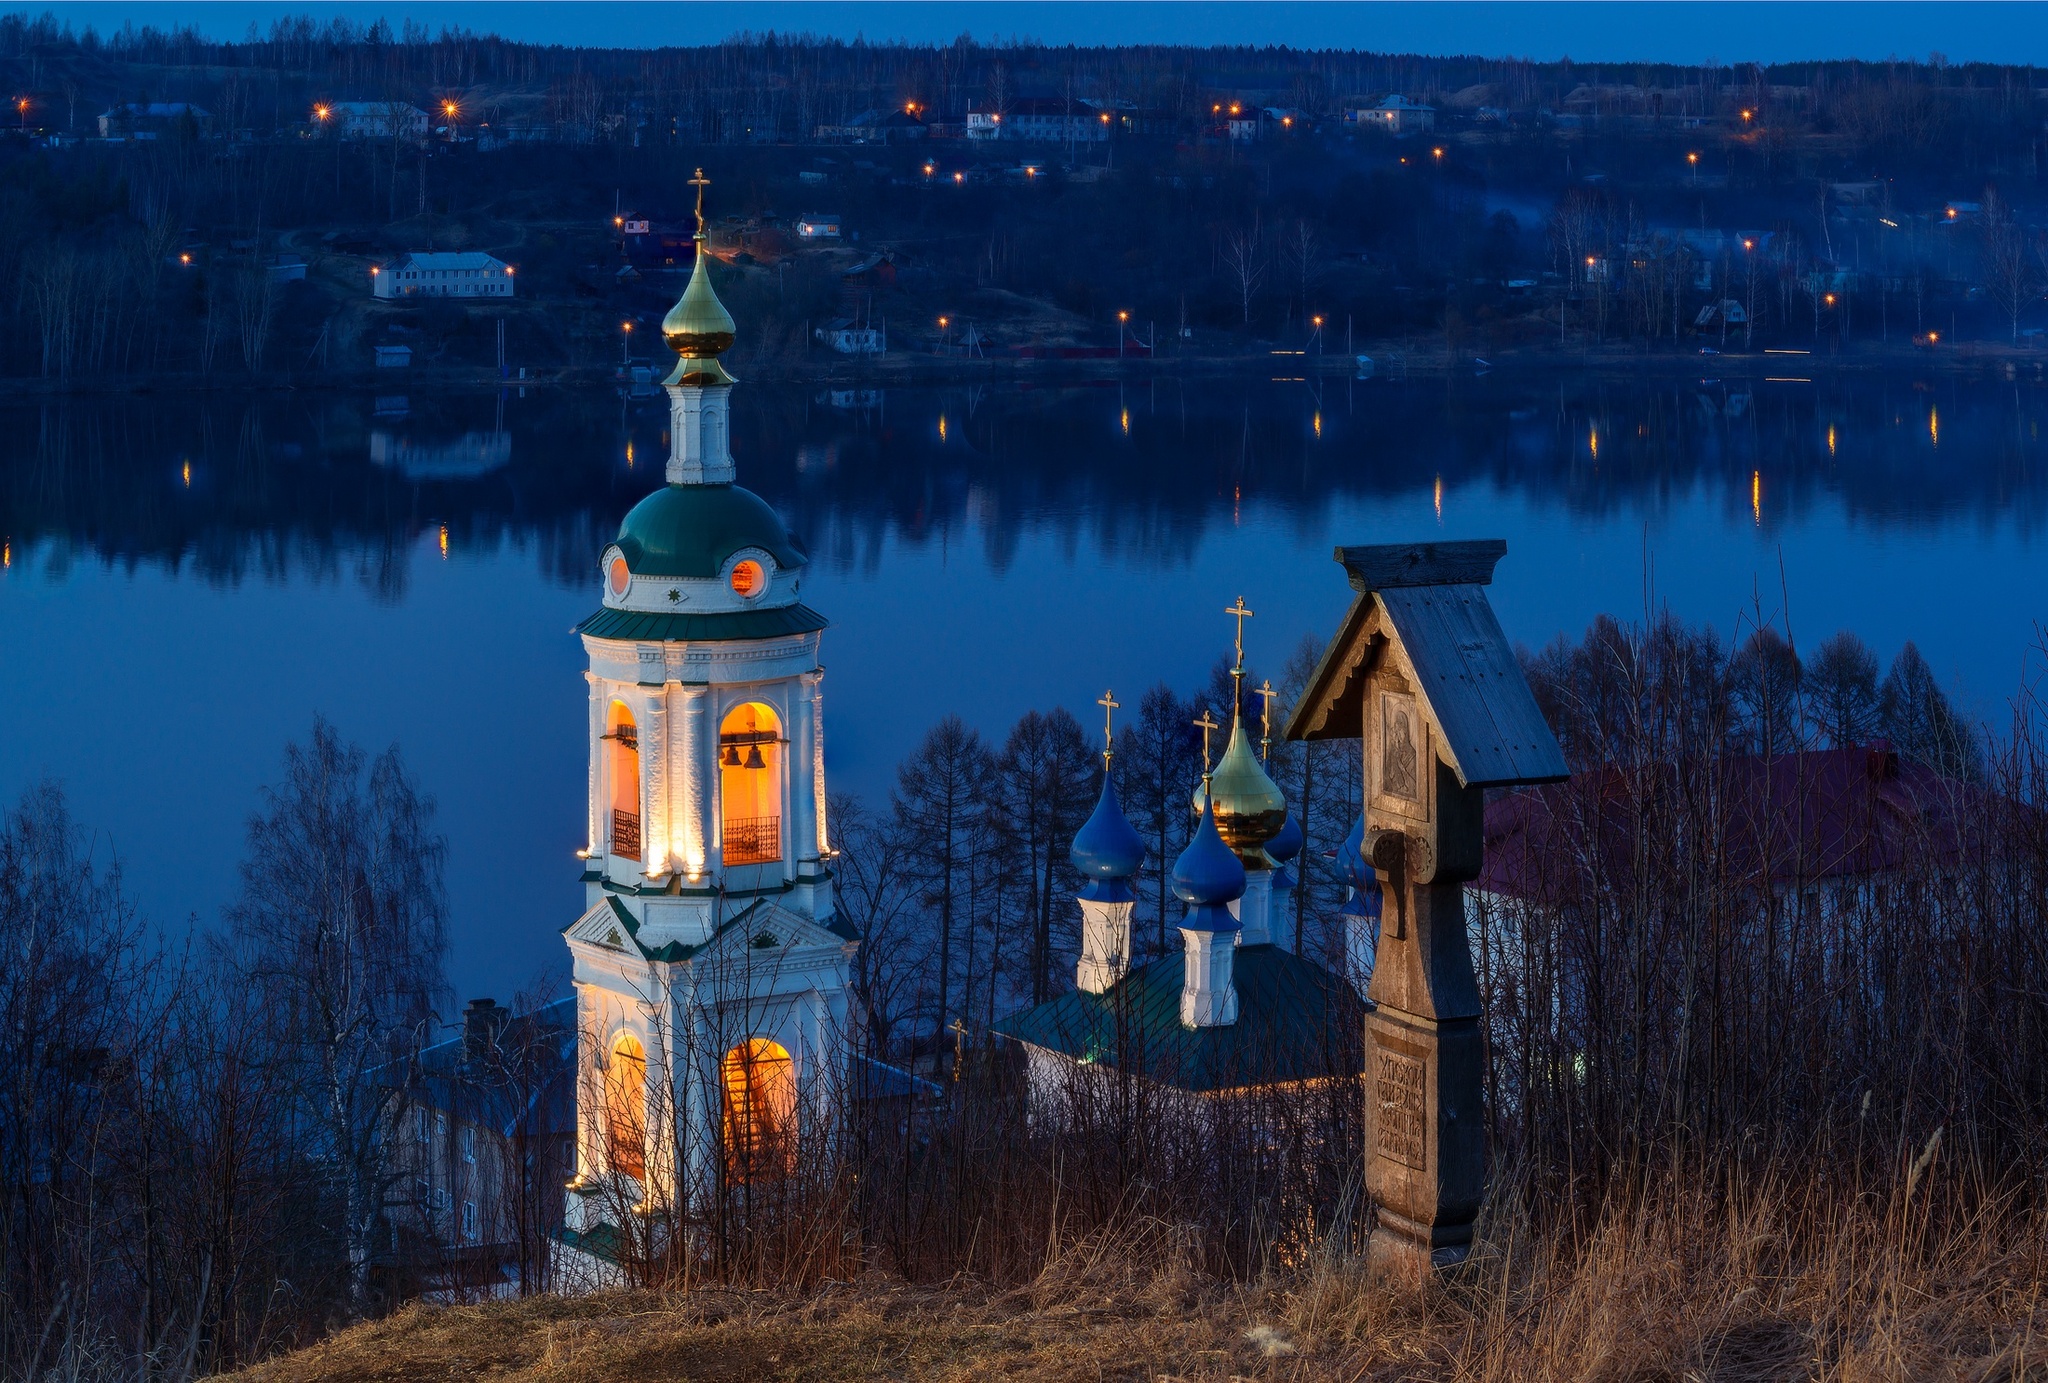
[606,703,641,861]
[719,702,783,866]
[604,1030,647,1180]
[720,1037,794,1182]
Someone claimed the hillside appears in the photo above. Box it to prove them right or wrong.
[220,1181,2048,1383]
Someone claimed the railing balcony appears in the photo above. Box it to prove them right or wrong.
[610,810,642,860]
[724,815,781,866]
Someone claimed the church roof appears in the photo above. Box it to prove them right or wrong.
[578,602,829,643]
[992,946,1364,1093]
[614,482,809,579]
[576,894,858,964]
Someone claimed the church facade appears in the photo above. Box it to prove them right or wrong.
[556,179,859,1279]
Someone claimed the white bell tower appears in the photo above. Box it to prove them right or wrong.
[556,174,858,1278]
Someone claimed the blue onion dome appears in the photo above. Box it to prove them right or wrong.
[1071,771,1146,899]
[614,484,808,581]
[1194,714,1289,866]
[1173,795,1246,930]
[1267,813,1304,865]
[1337,812,1382,918]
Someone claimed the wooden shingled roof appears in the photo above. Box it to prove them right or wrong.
[1284,541,1567,790]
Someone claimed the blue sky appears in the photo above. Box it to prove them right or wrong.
[25,2,2048,65]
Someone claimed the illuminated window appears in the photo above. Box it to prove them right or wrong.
[718,703,782,865]
[608,555,630,598]
[729,558,764,597]
[607,703,641,860]
[721,1038,794,1181]
[605,1030,647,1179]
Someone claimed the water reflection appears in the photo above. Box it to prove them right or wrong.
[5,374,2044,599]
[4,374,2044,1003]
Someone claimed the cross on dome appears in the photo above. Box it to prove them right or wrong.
[1192,708,1221,781]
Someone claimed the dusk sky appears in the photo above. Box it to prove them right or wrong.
[25,1,2048,65]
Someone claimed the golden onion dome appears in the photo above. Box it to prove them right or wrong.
[1192,713,1288,866]
[661,232,737,363]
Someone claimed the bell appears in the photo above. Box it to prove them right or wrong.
[743,744,766,770]
[721,744,742,767]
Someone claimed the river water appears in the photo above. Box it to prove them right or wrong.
[3,372,2043,999]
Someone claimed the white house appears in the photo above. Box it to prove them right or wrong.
[814,318,885,354]
[553,196,862,1286]
[373,252,515,300]
[328,101,432,139]
[1359,95,1436,134]
[794,213,842,241]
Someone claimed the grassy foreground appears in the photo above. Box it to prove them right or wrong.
[223,1168,2048,1383]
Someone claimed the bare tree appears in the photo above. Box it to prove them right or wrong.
[1980,188,2030,344]
[1219,219,1265,326]
[225,719,450,1318]
[892,717,996,1049]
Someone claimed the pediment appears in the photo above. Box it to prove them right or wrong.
[564,897,636,954]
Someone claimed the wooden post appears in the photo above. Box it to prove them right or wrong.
[1284,540,1566,1281]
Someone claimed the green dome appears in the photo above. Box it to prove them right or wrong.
[614,483,807,579]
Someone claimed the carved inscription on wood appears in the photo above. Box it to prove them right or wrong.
[1374,1047,1427,1170]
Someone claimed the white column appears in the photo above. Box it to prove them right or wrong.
[679,686,709,879]
[1179,929,1240,1028]
[667,384,735,485]
[585,674,604,857]
[807,669,829,858]
[1230,869,1274,945]
[643,690,669,878]
[1075,895,1134,994]
[789,674,819,876]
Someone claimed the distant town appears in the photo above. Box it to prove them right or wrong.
[2,13,2046,389]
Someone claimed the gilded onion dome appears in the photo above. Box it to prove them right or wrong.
[1192,713,1289,866]
[662,168,739,386]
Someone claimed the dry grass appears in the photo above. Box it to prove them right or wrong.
[219,1166,2048,1383]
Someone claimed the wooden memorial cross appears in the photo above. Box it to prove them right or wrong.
[1283,539,1566,1280]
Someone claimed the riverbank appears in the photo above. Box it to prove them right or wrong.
[1,339,2043,398]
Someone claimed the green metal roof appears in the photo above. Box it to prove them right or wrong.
[615,483,807,579]
[991,946,1364,1093]
[578,603,829,643]
[567,894,860,964]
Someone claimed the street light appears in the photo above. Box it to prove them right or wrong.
[15,97,28,129]
[1688,150,1699,185]
[1432,146,1444,162]
[620,321,633,367]
[1117,309,1129,357]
